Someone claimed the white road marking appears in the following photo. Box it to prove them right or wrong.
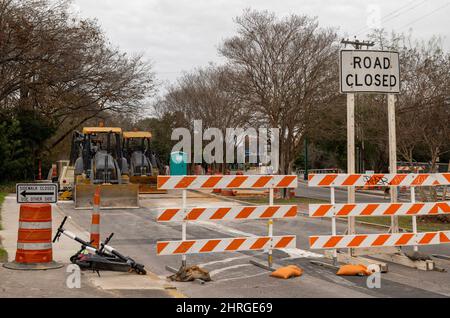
[198,255,257,267]
[213,271,269,283]
[194,220,320,259]
[195,220,257,237]
[209,264,253,277]
[280,248,323,259]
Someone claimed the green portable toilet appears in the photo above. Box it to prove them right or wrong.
[170,151,188,176]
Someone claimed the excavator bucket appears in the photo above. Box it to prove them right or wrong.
[130,176,167,194]
[74,184,140,209]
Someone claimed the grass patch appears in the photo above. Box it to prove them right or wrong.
[234,196,328,205]
[357,216,450,232]
[0,181,19,194]
[0,247,7,263]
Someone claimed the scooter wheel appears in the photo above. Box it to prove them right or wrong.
[135,267,147,275]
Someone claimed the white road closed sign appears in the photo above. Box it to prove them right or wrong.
[16,183,58,204]
[340,50,400,94]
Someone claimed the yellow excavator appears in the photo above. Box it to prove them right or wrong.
[123,131,167,194]
[73,127,139,209]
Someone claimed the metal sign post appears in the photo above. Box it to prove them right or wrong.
[347,93,356,239]
[16,183,58,204]
[340,41,400,257]
[388,94,399,233]
[268,188,274,269]
[182,189,187,268]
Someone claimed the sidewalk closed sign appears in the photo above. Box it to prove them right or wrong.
[340,50,400,94]
[16,183,58,204]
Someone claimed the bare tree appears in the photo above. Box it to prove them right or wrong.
[219,9,339,176]
[0,0,156,153]
[157,64,252,171]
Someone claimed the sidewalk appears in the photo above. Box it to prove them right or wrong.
[0,195,180,298]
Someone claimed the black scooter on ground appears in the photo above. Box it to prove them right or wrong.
[53,216,146,275]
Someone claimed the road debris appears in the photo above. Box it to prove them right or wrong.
[168,266,212,282]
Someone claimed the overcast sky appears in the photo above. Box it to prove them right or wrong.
[72,0,450,87]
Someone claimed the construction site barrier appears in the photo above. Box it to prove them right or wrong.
[157,236,296,256]
[308,173,450,187]
[307,173,450,257]
[156,175,298,270]
[157,205,297,222]
[309,202,450,217]
[3,204,62,270]
[310,232,450,249]
[157,175,298,190]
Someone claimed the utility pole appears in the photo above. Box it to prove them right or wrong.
[340,38,375,247]
[304,137,309,181]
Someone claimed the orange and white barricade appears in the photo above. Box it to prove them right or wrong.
[4,204,62,270]
[310,232,449,250]
[308,173,450,188]
[157,175,298,190]
[307,173,450,258]
[309,202,450,218]
[157,205,297,222]
[158,236,296,256]
[90,187,101,248]
[156,175,298,270]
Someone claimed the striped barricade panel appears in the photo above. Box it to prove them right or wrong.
[441,231,450,244]
[157,235,296,255]
[157,175,298,190]
[308,173,450,187]
[309,202,450,218]
[157,205,297,222]
[309,231,450,250]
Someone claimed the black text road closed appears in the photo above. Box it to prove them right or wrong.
[340,50,400,94]
[16,183,58,204]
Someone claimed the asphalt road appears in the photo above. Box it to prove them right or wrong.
[54,189,450,298]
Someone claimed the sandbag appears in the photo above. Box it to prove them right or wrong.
[336,264,372,276]
[271,265,304,279]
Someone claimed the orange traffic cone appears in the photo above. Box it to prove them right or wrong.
[90,187,101,248]
[3,204,62,270]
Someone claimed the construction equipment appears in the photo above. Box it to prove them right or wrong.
[58,132,86,201]
[53,216,146,275]
[73,127,139,209]
[123,131,167,194]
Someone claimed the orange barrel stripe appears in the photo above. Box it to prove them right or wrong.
[15,204,54,264]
